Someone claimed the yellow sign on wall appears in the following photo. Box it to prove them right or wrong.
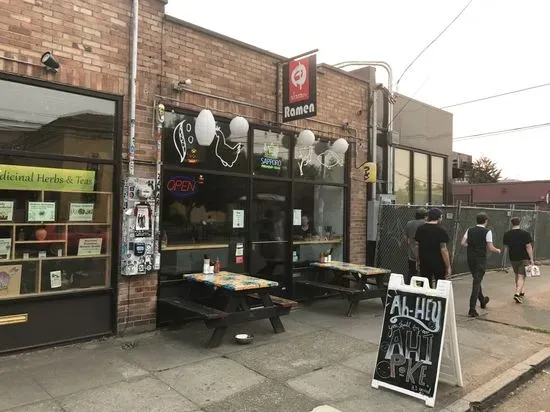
[0,164,96,192]
[360,162,377,183]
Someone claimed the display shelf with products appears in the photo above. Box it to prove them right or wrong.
[0,189,112,300]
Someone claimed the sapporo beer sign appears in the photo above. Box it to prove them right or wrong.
[282,54,317,122]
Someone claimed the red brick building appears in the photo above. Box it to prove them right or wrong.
[453,180,550,210]
[0,0,375,352]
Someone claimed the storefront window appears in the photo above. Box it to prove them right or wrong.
[160,173,247,280]
[431,156,445,205]
[250,180,289,282]
[0,79,115,159]
[413,152,429,205]
[294,139,346,183]
[0,156,113,298]
[252,130,290,177]
[394,148,411,204]
[292,183,344,265]
[162,112,249,174]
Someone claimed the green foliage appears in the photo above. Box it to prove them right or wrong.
[468,156,501,183]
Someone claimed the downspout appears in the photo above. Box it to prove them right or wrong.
[334,61,394,194]
[128,0,139,176]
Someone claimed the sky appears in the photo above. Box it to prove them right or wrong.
[166,0,550,181]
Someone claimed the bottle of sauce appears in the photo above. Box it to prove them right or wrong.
[214,257,221,273]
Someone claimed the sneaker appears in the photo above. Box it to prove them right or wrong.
[480,296,490,309]
[514,294,522,303]
[520,292,525,297]
[468,309,479,317]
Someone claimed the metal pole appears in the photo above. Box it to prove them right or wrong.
[128,0,139,176]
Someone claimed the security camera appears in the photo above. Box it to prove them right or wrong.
[41,51,60,73]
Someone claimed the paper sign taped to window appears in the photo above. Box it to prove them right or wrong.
[293,209,302,226]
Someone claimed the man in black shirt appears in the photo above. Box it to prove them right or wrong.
[414,208,451,286]
[461,212,501,317]
[503,217,534,304]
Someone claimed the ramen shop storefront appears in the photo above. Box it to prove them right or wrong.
[157,108,349,321]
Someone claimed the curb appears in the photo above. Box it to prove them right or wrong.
[443,347,550,411]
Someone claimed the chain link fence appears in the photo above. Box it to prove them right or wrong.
[376,204,550,275]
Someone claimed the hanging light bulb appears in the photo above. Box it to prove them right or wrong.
[194,109,217,146]
[297,129,315,146]
[331,138,349,154]
[229,116,249,138]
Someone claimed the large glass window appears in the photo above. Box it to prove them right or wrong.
[252,130,290,177]
[292,183,344,266]
[431,156,445,205]
[413,152,429,205]
[0,156,113,299]
[294,139,346,183]
[160,172,247,280]
[162,112,249,174]
[0,79,115,159]
[394,148,411,204]
[250,180,289,283]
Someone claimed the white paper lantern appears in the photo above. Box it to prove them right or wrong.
[297,129,315,146]
[194,109,217,146]
[229,116,249,138]
[331,138,349,154]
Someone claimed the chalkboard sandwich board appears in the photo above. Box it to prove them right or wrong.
[371,274,463,408]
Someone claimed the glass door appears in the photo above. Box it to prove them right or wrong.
[249,180,290,289]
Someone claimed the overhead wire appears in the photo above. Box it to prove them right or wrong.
[454,122,550,141]
[441,83,550,109]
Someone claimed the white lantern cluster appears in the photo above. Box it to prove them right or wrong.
[297,129,315,146]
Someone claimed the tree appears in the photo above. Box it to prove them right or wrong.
[468,156,501,183]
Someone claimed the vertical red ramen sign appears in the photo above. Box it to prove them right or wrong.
[282,54,317,122]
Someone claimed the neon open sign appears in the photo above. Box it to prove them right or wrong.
[166,176,200,199]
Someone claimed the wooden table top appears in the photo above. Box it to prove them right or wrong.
[184,271,279,291]
[310,261,391,276]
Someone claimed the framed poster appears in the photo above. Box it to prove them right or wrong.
[27,202,56,222]
[0,238,11,260]
[0,201,14,222]
[69,203,94,222]
[77,238,103,256]
[0,265,22,297]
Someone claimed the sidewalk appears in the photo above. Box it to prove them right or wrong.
[1,267,549,412]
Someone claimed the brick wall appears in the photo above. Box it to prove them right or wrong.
[0,0,166,334]
[1,0,371,338]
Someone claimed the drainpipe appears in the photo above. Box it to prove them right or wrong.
[334,61,394,194]
[128,0,139,176]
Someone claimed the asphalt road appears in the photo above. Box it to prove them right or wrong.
[488,369,550,412]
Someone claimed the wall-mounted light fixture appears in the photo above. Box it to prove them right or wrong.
[173,79,192,92]
[40,51,60,73]
[229,116,249,139]
[194,109,217,146]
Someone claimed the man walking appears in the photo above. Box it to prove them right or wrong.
[503,217,534,303]
[414,208,451,286]
[404,207,427,284]
[461,212,501,317]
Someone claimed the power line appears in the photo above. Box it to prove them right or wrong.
[396,0,474,90]
[441,83,550,109]
[454,122,550,141]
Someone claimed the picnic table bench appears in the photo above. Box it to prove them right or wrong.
[295,261,391,316]
[159,271,297,347]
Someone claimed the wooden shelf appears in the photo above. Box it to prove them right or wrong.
[15,240,66,244]
[0,285,109,301]
[293,239,343,245]
[162,244,229,251]
[1,254,109,263]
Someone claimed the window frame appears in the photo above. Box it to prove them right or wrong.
[0,72,122,306]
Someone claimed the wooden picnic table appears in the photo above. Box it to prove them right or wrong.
[295,261,391,316]
[158,271,296,347]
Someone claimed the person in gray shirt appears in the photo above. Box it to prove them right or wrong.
[404,207,427,284]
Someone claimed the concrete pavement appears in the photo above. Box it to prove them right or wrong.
[1,267,549,412]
